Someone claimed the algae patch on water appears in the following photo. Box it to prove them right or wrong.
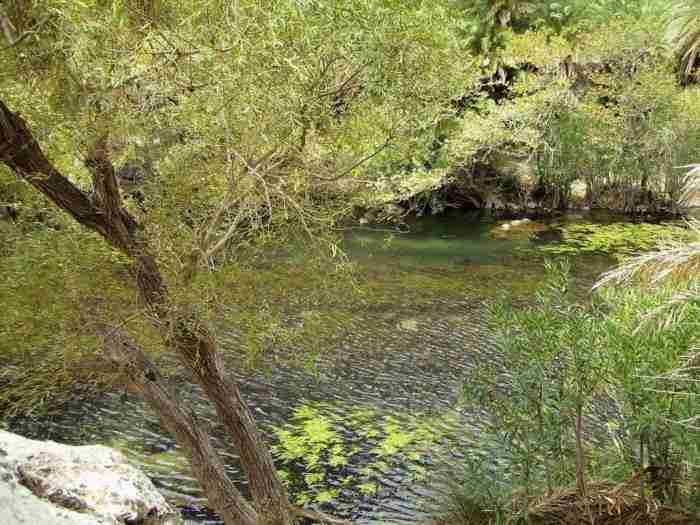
[538,221,692,258]
[269,401,461,506]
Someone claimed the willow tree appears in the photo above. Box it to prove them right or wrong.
[0,1,468,523]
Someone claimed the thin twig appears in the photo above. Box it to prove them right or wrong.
[313,140,393,183]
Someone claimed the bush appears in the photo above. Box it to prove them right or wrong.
[451,258,700,522]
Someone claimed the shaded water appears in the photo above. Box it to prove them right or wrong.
[10,211,618,524]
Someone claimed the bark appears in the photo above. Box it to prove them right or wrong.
[0,103,108,236]
[101,328,257,525]
[0,99,293,525]
[180,331,293,525]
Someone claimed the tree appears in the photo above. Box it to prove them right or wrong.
[0,1,466,523]
[0,99,293,525]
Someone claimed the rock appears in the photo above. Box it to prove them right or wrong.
[359,209,376,225]
[0,431,181,525]
[509,218,531,226]
[116,159,152,188]
[485,195,505,210]
[0,461,98,525]
[381,204,405,219]
[491,219,548,239]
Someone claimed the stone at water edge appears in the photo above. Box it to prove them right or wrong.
[0,460,98,525]
[491,219,548,239]
[0,430,182,524]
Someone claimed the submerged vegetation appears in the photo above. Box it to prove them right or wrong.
[271,402,459,506]
[538,221,694,258]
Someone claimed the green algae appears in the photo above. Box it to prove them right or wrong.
[270,401,461,506]
[539,221,692,259]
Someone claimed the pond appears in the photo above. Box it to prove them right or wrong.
[10,210,648,524]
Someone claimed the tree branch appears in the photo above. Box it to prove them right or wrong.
[313,139,392,183]
[0,100,108,234]
[0,13,16,46]
[84,135,139,254]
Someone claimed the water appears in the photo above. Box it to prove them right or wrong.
[9,210,618,523]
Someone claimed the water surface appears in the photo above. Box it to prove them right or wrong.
[10,211,618,523]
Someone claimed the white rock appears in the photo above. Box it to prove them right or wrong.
[0,461,99,525]
[0,431,181,525]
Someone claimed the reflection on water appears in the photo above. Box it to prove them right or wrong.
[10,211,617,524]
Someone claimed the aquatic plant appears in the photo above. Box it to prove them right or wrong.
[270,401,460,506]
[539,222,692,258]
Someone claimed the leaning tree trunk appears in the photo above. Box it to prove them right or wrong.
[0,100,294,525]
[101,328,258,525]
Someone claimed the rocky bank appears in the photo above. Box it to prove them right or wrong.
[0,430,181,525]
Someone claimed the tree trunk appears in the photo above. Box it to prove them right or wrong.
[0,99,293,525]
[128,232,293,525]
[102,328,258,525]
[181,333,294,525]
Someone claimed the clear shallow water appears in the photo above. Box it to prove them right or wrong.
[10,210,617,524]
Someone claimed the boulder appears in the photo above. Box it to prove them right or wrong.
[0,460,98,525]
[0,431,181,525]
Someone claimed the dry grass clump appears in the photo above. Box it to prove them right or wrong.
[432,478,698,525]
[520,479,695,525]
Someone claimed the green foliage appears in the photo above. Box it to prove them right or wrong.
[445,9,700,211]
[0,215,138,415]
[597,285,700,480]
[455,257,700,519]
[0,0,474,416]
[454,0,669,59]
[465,261,610,498]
